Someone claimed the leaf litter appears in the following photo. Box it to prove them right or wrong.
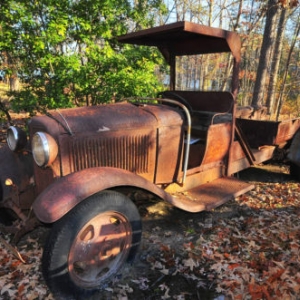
[0,164,300,299]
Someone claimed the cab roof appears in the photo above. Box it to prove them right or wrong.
[117,21,241,64]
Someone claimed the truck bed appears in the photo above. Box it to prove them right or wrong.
[236,118,300,148]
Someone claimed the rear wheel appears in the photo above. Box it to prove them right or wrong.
[42,190,142,299]
[290,163,300,181]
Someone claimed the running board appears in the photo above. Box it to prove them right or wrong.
[169,177,254,212]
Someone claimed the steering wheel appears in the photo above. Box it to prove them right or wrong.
[157,91,194,115]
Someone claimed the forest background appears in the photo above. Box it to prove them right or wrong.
[0,0,299,121]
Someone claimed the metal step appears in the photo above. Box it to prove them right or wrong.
[170,177,254,212]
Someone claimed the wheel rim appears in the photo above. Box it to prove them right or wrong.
[68,211,132,288]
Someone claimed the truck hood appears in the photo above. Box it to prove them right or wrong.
[29,102,184,137]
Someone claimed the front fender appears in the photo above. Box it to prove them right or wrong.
[32,167,174,223]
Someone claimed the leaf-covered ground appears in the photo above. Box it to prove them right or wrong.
[0,163,299,299]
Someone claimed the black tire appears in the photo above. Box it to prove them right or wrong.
[290,163,300,181]
[42,190,142,300]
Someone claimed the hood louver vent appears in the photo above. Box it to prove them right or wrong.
[69,135,151,174]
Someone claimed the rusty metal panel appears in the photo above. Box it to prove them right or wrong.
[275,119,300,145]
[33,165,57,196]
[29,118,60,141]
[230,140,246,162]
[141,103,184,126]
[118,21,241,61]
[141,103,184,184]
[60,128,156,181]
[201,123,231,166]
[56,102,158,133]
[229,141,276,174]
[169,177,254,212]
[166,166,223,193]
[155,125,184,184]
[33,167,176,223]
[71,136,150,173]
[30,102,157,136]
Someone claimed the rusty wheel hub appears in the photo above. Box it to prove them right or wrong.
[68,211,132,288]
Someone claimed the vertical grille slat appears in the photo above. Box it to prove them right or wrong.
[70,135,150,174]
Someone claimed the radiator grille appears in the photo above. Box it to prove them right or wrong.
[70,135,150,173]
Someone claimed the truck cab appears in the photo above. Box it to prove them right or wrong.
[1,21,300,299]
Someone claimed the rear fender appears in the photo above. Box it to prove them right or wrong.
[287,129,300,166]
[32,167,173,223]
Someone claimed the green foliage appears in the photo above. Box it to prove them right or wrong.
[0,0,167,114]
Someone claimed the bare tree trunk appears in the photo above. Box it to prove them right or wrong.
[208,0,214,26]
[9,74,20,92]
[240,35,257,106]
[275,13,300,120]
[233,0,243,30]
[266,7,288,115]
[251,0,279,108]
[220,0,243,92]
[199,0,214,91]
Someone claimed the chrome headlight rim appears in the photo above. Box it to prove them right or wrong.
[32,132,58,168]
[7,126,27,152]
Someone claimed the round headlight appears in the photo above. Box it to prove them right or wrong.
[7,126,27,151]
[32,132,58,167]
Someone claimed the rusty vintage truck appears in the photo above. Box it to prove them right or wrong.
[1,21,300,299]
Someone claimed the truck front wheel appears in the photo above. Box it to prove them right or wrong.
[42,190,142,299]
